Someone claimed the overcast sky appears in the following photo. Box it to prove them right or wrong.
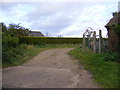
[0,0,119,37]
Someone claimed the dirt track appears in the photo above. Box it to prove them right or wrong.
[3,48,100,88]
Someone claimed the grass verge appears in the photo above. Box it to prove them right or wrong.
[69,47,119,88]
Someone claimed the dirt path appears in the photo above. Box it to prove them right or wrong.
[3,48,100,88]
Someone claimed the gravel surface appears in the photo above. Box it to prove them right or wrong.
[3,48,100,88]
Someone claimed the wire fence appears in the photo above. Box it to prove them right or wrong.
[83,28,108,53]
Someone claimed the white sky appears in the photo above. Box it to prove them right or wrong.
[0,0,119,37]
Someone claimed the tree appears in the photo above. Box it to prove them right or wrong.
[112,11,118,16]
[45,32,51,37]
[58,35,63,37]
[2,23,28,63]
[7,23,29,37]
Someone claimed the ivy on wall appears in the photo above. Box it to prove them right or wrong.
[110,23,120,53]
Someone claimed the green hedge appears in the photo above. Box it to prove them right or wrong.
[19,37,83,44]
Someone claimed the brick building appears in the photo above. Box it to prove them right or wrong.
[105,13,120,52]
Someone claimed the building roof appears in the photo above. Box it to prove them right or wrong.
[29,31,44,37]
[105,12,120,27]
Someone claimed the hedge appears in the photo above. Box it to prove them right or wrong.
[19,37,83,44]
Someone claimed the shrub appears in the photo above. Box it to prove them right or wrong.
[2,34,19,48]
[2,23,28,63]
[2,44,27,63]
[19,37,83,44]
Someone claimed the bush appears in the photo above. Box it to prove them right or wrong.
[19,37,83,44]
[2,34,19,48]
[2,23,29,64]
[2,44,27,63]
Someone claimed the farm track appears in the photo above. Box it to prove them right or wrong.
[3,48,100,88]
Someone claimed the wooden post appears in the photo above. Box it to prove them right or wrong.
[99,30,102,53]
[93,31,96,53]
[83,34,85,47]
[87,34,90,48]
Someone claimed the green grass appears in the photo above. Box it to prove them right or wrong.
[2,44,80,68]
[69,47,119,88]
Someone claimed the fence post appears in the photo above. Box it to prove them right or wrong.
[93,31,96,53]
[83,34,85,47]
[99,30,102,53]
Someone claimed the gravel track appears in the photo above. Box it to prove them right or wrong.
[3,48,100,88]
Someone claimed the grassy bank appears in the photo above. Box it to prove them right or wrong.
[69,47,119,88]
[2,45,47,68]
[3,44,80,68]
